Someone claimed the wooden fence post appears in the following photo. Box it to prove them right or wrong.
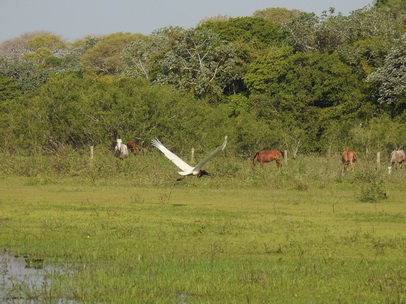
[376,152,380,170]
[284,150,288,166]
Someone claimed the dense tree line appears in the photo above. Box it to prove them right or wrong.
[0,0,405,157]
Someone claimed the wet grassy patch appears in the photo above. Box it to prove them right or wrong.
[0,175,404,303]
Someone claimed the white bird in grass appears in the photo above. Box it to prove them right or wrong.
[151,136,227,177]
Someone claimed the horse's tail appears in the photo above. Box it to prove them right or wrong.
[252,152,259,167]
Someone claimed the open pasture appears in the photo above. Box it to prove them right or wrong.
[0,152,405,303]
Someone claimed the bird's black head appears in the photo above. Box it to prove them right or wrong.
[197,170,210,177]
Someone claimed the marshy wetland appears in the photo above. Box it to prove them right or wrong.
[0,152,405,303]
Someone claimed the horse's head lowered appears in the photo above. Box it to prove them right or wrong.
[116,139,123,151]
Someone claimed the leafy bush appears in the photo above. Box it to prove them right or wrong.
[357,170,388,203]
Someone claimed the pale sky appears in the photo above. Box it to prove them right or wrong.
[0,0,373,43]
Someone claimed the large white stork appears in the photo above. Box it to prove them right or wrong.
[151,136,227,177]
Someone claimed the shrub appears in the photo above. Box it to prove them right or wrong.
[357,170,388,203]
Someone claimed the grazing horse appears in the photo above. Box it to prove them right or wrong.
[253,149,283,169]
[127,140,138,152]
[388,150,406,174]
[114,139,129,158]
[341,150,357,173]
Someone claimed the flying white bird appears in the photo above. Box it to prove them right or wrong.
[151,136,227,177]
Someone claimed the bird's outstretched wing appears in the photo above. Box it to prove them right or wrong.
[193,136,227,173]
[151,138,193,173]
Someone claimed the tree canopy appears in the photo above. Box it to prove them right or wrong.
[0,1,404,155]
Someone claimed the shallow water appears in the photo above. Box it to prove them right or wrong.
[0,250,74,303]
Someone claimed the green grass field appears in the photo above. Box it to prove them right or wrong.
[0,152,405,303]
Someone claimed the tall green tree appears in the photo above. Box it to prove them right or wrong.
[199,16,286,77]
[283,12,320,53]
[20,33,67,66]
[284,4,401,74]
[153,27,242,100]
[120,34,169,79]
[54,35,101,73]
[245,48,367,152]
[367,34,406,111]
[0,31,50,60]
[336,6,401,74]
[245,47,365,110]
[81,32,140,74]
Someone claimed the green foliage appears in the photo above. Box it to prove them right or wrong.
[339,37,392,75]
[120,34,168,79]
[283,12,320,53]
[0,1,403,156]
[349,115,406,154]
[56,36,100,73]
[0,75,23,150]
[26,33,66,51]
[284,5,402,71]
[245,49,367,152]
[153,27,242,100]
[0,57,51,93]
[200,16,285,46]
[0,32,66,61]
[357,170,388,202]
[199,17,286,78]
[320,121,352,156]
[367,34,406,109]
[247,48,364,110]
[253,7,301,24]
[0,74,22,101]
[244,47,294,94]
[1,75,255,153]
[81,33,140,74]
[18,33,67,66]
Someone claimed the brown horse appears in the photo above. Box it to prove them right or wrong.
[253,149,283,169]
[341,150,357,173]
[388,150,406,174]
[126,140,138,152]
